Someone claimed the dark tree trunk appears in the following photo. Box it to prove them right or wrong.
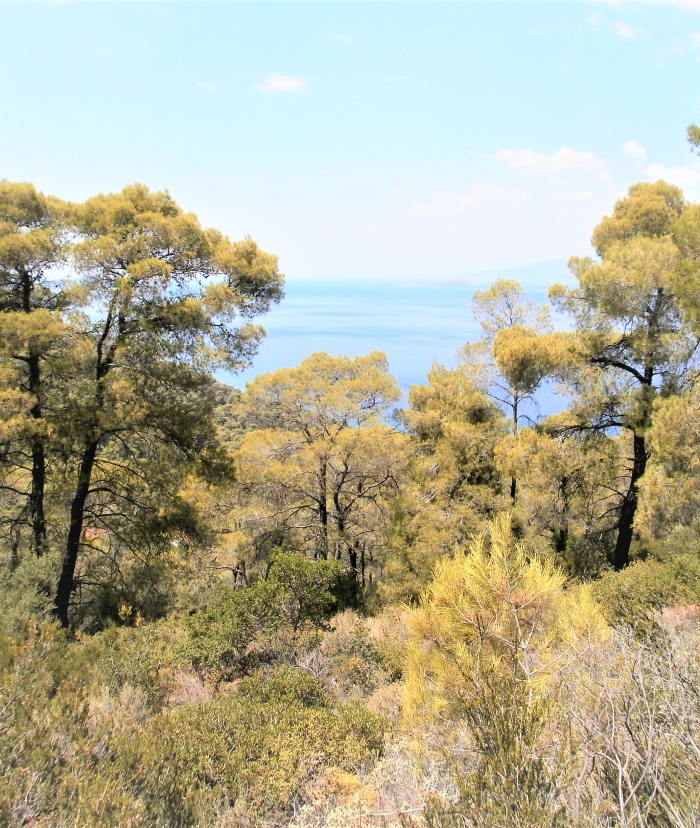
[613,433,648,571]
[348,545,357,575]
[54,441,98,627]
[55,302,121,624]
[318,460,329,559]
[28,354,47,556]
[554,524,568,556]
[510,399,518,501]
[554,476,570,556]
[22,271,48,556]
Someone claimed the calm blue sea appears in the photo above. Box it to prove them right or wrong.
[225,259,572,414]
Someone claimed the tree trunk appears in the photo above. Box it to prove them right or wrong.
[318,459,329,559]
[54,302,121,624]
[613,433,647,571]
[554,523,568,556]
[29,433,47,556]
[510,398,518,501]
[348,545,357,576]
[554,476,570,556]
[54,441,98,627]
[28,351,47,556]
[22,270,48,557]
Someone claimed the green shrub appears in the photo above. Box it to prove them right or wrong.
[266,550,354,626]
[0,551,58,643]
[237,665,330,707]
[593,553,700,633]
[179,552,354,681]
[0,628,386,827]
[89,618,188,709]
[116,667,387,822]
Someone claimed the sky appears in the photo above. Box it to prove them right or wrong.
[4,0,699,393]
[2,0,700,287]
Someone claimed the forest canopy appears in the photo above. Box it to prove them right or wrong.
[2,173,700,827]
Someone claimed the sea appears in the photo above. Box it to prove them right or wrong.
[225,259,572,414]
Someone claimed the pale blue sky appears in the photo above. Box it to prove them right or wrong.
[2,1,699,285]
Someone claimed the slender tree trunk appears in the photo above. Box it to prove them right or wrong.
[554,476,570,556]
[510,398,518,501]
[28,356,47,556]
[613,433,648,571]
[348,544,357,575]
[554,523,569,556]
[30,437,47,556]
[318,459,329,559]
[54,300,121,625]
[54,441,98,627]
[22,272,48,556]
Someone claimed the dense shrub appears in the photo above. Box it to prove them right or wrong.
[0,625,387,827]
[102,667,387,824]
[179,552,352,681]
[593,553,700,633]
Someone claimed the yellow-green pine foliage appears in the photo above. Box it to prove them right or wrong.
[0,181,285,627]
[405,513,607,825]
[232,351,407,579]
[457,278,569,508]
[549,181,699,570]
[458,279,557,429]
[0,181,72,560]
[383,366,507,601]
[494,425,624,576]
[405,513,607,722]
[688,122,700,152]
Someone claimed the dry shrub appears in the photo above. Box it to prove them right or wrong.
[289,610,394,703]
[165,669,214,707]
[561,623,700,828]
[290,736,451,828]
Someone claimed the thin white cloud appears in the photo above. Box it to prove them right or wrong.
[614,21,645,39]
[549,190,597,205]
[495,147,606,175]
[328,33,354,43]
[672,31,700,54]
[646,162,700,192]
[413,185,530,215]
[255,74,308,93]
[654,30,700,66]
[197,82,217,92]
[635,0,700,10]
[623,139,646,161]
[591,13,647,41]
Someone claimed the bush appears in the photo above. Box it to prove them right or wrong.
[179,552,353,681]
[593,553,700,633]
[0,626,386,828]
[117,667,387,823]
[266,550,354,627]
